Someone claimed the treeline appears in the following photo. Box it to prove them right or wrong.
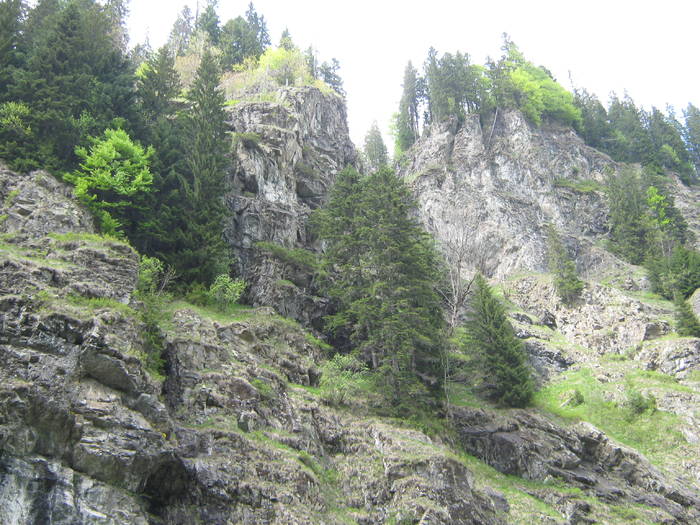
[394,36,582,154]
[0,0,344,289]
[575,91,698,184]
[394,35,699,185]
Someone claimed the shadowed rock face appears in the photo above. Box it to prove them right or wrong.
[224,87,356,326]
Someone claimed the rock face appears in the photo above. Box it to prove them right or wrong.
[225,87,356,324]
[0,167,506,524]
[398,111,614,280]
[453,407,700,523]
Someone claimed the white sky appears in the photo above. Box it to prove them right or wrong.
[128,0,700,147]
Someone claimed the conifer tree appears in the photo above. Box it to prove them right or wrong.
[546,224,584,304]
[172,50,230,285]
[674,295,700,338]
[463,274,534,407]
[4,0,135,171]
[363,121,388,172]
[313,167,445,406]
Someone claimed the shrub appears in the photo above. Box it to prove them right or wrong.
[625,388,656,418]
[209,274,246,312]
[319,354,369,407]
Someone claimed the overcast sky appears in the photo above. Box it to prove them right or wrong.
[128,0,699,147]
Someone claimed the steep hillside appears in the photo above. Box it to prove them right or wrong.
[2,91,700,523]
[0,169,697,524]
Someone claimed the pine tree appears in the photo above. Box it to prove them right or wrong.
[4,0,135,171]
[674,295,700,338]
[313,167,445,406]
[363,121,388,172]
[463,274,534,407]
[319,58,345,97]
[546,224,584,304]
[195,0,220,44]
[395,61,419,153]
[172,50,230,285]
[167,6,194,56]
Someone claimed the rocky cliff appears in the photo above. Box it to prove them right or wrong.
[2,89,700,525]
[398,110,619,280]
[225,87,356,325]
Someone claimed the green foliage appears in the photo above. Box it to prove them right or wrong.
[546,224,584,304]
[255,241,318,272]
[223,46,330,97]
[65,128,154,236]
[232,132,261,150]
[1,0,136,172]
[362,121,388,173]
[394,62,420,154]
[170,50,230,285]
[209,274,246,312]
[312,167,446,406]
[137,255,165,295]
[552,177,602,193]
[462,274,534,407]
[674,295,700,337]
[624,387,657,419]
[647,245,700,300]
[319,354,371,406]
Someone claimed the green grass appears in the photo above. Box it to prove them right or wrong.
[553,177,603,193]
[166,299,253,323]
[65,294,136,316]
[3,189,19,207]
[534,368,686,464]
[48,231,129,245]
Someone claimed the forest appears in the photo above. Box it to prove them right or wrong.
[2,0,700,416]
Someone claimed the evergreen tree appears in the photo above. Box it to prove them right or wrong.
[395,61,420,153]
[319,58,345,97]
[0,0,25,96]
[129,45,186,255]
[3,0,135,172]
[683,103,700,176]
[313,167,445,406]
[279,27,294,51]
[195,0,220,44]
[167,5,194,56]
[363,121,388,172]
[463,274,534,407]
[674,295,700,338]
[173,50,230,285]
[244,2,270,56]
[606,168,655,264]
[546,224,584,304]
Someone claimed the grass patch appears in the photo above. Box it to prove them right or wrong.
[534,368,686,465]
[66,294,136,317]
[3,189,19,207]
[48,231,130,248]
[553,177,603,193]
[166,299,253,324]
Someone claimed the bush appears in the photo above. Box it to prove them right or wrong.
[209,274,246,312]
[625,388,656,418]
[319,354,369,407]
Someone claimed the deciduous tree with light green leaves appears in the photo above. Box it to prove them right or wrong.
[65,128,153,236]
